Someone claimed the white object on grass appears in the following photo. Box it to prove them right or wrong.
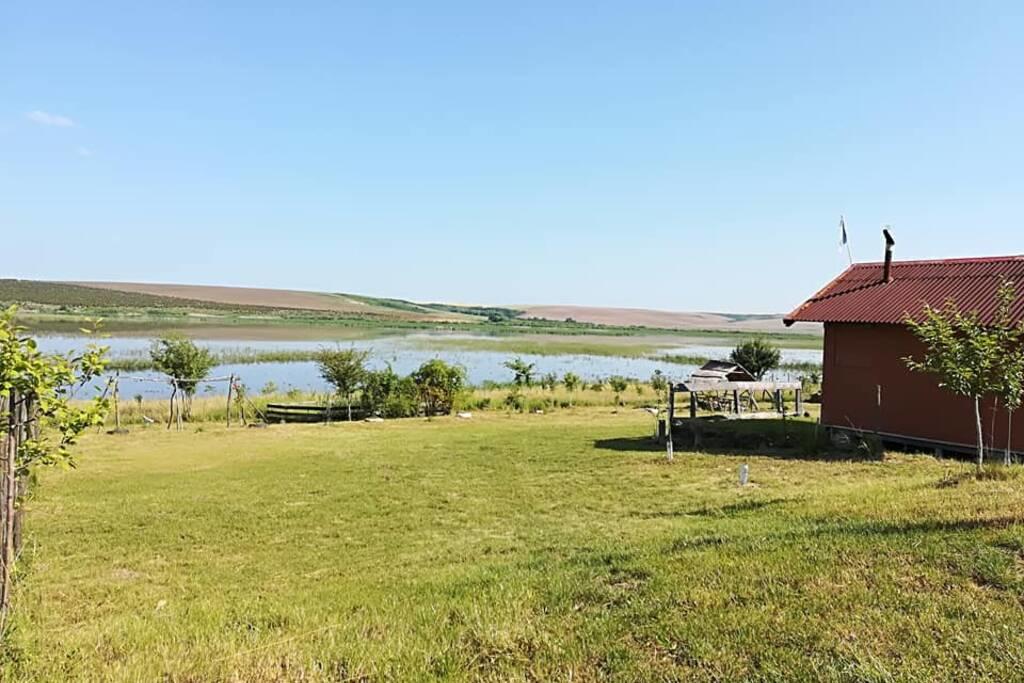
[739,463,750,486]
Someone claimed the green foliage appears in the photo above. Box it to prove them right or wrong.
[149,335,216,396]
[411,359,466,415]
[315,346,370,420]
[0,306,109,472]
[904,280,1024,468]
[361,365,420,418]
[232,381,248,409]
[650,369,668,394]
[504,389,526,412]
[540,372,558,391]
[149,335,216,420]
[504,357,536,387]
[562,372,581,394]
[729,337,782,380]
[609,375,629,405]
[991,282,1024,414]
[260,381,278,395]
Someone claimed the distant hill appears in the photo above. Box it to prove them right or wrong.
[517,305,795,332]
[1,279,807,333]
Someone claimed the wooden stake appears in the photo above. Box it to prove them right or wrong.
[113,372,121,431]
[177,386,184,431]
[167,385,176,430]
[226,374,234,428]
[666,386,675,462]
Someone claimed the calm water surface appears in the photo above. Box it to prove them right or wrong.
[37,334,822,399]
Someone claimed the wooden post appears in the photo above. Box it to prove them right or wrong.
[795,387,803,415]
[113,371,121,431]
[177,386,184,431]
[167,384,176,430]
[732,390,740,414]
[224,374,232,428]
[666,386,675,462]
[689,391,697,419]
[774,389,782,414]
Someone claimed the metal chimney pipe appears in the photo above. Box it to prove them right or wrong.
[882,228,895,283]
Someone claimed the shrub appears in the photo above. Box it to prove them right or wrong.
[150,335,216,420]
[316,346,370,421]
[362,366,419,418]
[412,359,466,415]
[729,338,782,380]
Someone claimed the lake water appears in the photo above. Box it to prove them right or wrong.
[36,334,822,399]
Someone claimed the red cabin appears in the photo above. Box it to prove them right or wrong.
[785,254,1024,456]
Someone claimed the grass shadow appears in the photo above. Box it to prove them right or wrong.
[593,437,663,453]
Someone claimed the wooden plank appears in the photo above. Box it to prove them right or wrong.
[675,380,802,392]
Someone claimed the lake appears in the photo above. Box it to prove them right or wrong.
[36,334,823,399]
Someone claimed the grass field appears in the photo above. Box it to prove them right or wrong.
[4,411,1022,681]
[3,279,825,350]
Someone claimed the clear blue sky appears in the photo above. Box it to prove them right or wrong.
[3,1,1023,313]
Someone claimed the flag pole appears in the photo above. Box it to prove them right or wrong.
[840,215,853,265]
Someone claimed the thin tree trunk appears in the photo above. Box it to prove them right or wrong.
[974,395,984,471]
[1,391,17,619]
[113,372,121,431]
[347,396,352,422]
[167,386,176,430]
[1007,409,1015,467]
[990,396,999,463]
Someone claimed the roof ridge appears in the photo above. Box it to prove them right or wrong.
[849,254,1024,268]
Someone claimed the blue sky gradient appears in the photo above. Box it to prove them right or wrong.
[3,1,1023,312]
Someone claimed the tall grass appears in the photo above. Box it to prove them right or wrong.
[106,348,321,372]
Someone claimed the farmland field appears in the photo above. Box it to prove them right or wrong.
[0,279,824,350]
[3,410,1022,681]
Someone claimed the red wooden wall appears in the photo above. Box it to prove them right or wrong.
[821,322,1024,453]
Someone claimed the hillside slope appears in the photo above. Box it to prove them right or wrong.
[61,281,473,322]
[518,304,794,332]
[2,279,812,332]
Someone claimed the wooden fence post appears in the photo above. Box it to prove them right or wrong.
[167,384,176,430]
[113,372,121,431]
[226,374,234,428]
[666,386,675,462]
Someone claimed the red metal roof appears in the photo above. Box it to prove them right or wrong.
[785,255,1024,326]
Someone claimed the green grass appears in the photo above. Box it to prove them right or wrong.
[106,347,325,372]
[4,411,1022,680]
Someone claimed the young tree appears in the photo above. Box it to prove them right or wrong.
[904,300,1001,470]
[991,280,1024,465]
[150,335,216,421]
[562,372,580,406]
[540,372,558,392]
[412,359,466,416]
[729,338,782,380]
[316,346,370,421]
[609,376,629,405]
[650,369,668,395]
[504,357,536,387]
[0,307,109,617]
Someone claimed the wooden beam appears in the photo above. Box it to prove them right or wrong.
[675,380,802,392]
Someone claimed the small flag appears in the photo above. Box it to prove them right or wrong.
[839,215,852,264]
